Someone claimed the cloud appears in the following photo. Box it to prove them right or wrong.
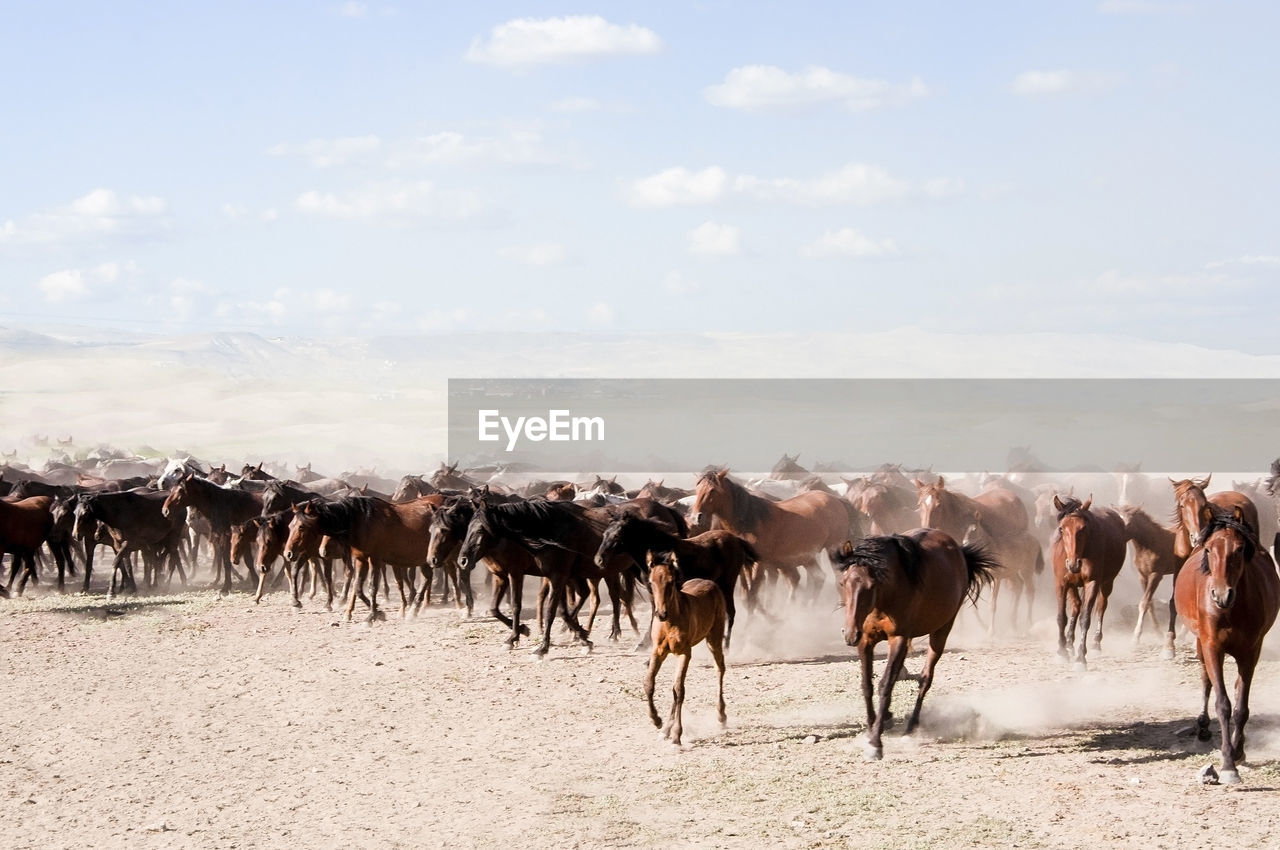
[268,135,381,168]
[801,227,899,259]
[466,15,662,68]
[337,1,367,16]
[386,130,554,168]
[663,271,699,295]
[550,96,602,113]
[1205,254,1280,270]
[1097,0,1192,14]
[37,261,136,303]
[626,163,961,209]
[586,302,615,325]
[499,242,567,267]
[705,65,930,112]
[1011,69,1121,96]
[688,221,740,256]
[295,181,485,223]
[0,189,167,249]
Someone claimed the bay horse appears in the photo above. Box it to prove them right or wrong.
[595,512,759,650]
[916,476,1029,543]
[689,468,855,605]
[644,552,728,747]
[1174,504,1280,784]
[163,474,263,595]
[961,514,1042,636]
[0,495,54,598]
[832,529,996,760]
[1170,476,1260,558]
[1051,496,1128,669]
[1119,505,1182,657]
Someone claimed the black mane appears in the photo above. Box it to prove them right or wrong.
[831,534,925,587]
[1199,505,1261,570]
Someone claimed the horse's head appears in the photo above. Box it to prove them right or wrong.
[594,513,636,568]
[70,494,96,540]
[915,476,949,529]
[457,498,497,570]
[690,468,730,527]
[1201,504,1256,611]
[545,482,576,501]
[284,501,321,563]
[427,499,470,568]
[162,475,194,518]
[961,510,988,548]
[1171,477,1211,550]
[229,518,259,568]
[647,551,681,622]
[831,538,883,647]
[770,453,806,480]
[1055,495,1092,573]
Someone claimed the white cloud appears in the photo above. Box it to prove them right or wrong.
[1,189,167,248]
[499,242,567,267]
[37,261,136,303]
[313,289,353,312]
[221,203,249,219]
[625,167,728,207]
[550,96,602,113]
[801,227,899,259]
[387,130,554,168]
[337,2,367,16]
[466,15,662,68]
[268,135,381,168]
[259,208,279,222]
[688,221,740,256]
[625,162,959,209]
[1098,0,1192,14]
[1011,70,1121,96]
[705,65,930,112]
[586,302,615,325]
[1205,254,1280,269]
[663,271,699,295]
[295,181,485,223]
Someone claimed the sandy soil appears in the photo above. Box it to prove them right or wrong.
[3,566,1280,850]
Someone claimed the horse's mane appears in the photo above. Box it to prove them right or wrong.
[476,498,588,550]
[831,534,925,587]
[1199,505,1261,571]
[433,496,475,536]
[697,468,771,532]
[611,512,679,549]
[305,495,380,535]
[1119,505,1169,547]
[1055,497,1087,522]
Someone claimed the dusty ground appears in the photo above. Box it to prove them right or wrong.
[3,570,1280,850]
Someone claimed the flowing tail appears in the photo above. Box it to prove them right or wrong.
[960,543,999,602]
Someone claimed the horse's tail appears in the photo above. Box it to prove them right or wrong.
[960,544,999,603]
[1033,546,1045,576]
[737,537,761,570]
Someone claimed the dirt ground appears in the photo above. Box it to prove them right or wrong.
[3,568,1280,850]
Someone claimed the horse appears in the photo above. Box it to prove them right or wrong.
[595,512,759,650]
[71,489,185,596]
[961,513,1042,636]
[1119,505,1182,657]
[690,468,855,605]
[235,512,334,610]
[1051,496,1128,670]
[0,495,54,597]
[769,453,809,481]
[643,552,728,747]
[832,529,996,760]
[1174,504,1280,784]
[916,476,1029,543]
[163,473,263,594]
[391,475,438,503]
[1170,476,1259,559]
[848,481,916,536]
[430,462,477,492]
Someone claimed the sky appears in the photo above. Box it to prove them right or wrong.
[1,1,1278,350]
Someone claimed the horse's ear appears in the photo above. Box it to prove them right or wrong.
[481,484,491,495]
[610,475,617,484]
[1081,497,1092,512]
[656,479,664,487]
[645,550,657,568]
[1200,504,1214,527]
[1232,505,1246,524]
[973,509,982,522]
[936,475,945,488]
[716,469,728,482]
[255,462,263,472]
[668,552,681,575]
[1053,495,1065,511]
[913,478,924,489]
[1168,477,1179,487]
[1200,474,1212,490]
[360,484,369,494]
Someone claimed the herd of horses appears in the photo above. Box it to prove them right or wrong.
[3,447,1280,779]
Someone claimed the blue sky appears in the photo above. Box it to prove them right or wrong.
[1,1,1277,348]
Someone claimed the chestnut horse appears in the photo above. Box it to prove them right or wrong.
[916,476,1029,543]
[644,552,727,747]
[689,468,855,604]
[1119,505,1182,657]
[0,495,54,597]
[1051,497,1128,669]
[1170,476,1259,558]
[961,514,1042,636]
[1174,505,1280,784]
[833,529,996,760]
[848,481,916,536]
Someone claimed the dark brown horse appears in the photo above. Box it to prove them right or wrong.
[72,489,185,596]
[0,495,54,597]
[1051,497,1128,669]
[163,474,263,594]
[1170,476,1259,558]
[595,512,759,650]
[1174,505,1280,784]
[690,468,855,604]
[833,529,995,760]
[644,552,727,747]
[1119,505,1182,657]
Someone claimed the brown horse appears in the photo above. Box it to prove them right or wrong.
[644,552,727,747]
[848,481,916,536]
[1051,497,1128,669]
[163,474,263,594]
[833,529,996,760]
[961,513,1042,636]
[690,468,854,604]
[0,495,54,597]
[1174,505,1280,784]
[1119,505,1182,657]
[1170,476,1260,558]
[916,476,1028,542]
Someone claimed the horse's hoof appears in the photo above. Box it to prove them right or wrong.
[1219,769,1241,785]
[864,745,883,761]
[581,643,594,656]
[1197,728,1212,742]
[292,601,302,610]
[1090,641,1101,652]
[1073,660,1088,672]
[518,625,531,637]
[1160,648,1175,661]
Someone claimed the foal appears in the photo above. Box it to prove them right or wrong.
[644,552,728,747]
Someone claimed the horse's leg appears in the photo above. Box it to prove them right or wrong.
[708,626,727,726]
[366,559,384,623]
[801,557,824,605]
[866,635,910,761]
[987,576,1002,638]
[391,564,410,619]
[1161,582,1178,660]
[604,573,624,642]
[457,562,474,617]
[858,641,876,730]
[645,645,667,729]
[779,564,801,605]
[218,537,234,596]
[1074,581,1100,669]
[536,577,550,637]
[81,539,94,594]
[1203,643,1239,782]
[534,574,564,657]
[508,571,530,644]
[724,590,737,653]
[287,561,303,609]
[667,651,692,746]
[345,557,365,623]
[254,565,271,605]
[1230,649,1258,767]
[906,623,954,735]
[1091,581,1112,652]
[559,576,594,648]
[1065,585,1082,657]
[1055,580,1070,659]
[582,577,600,637]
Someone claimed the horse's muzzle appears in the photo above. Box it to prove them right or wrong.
[655,610,668,622]
[283,549,297,563]
[593,554,605,568]
[1065,559,1082,574]
[688,512,702,527]
[1212,587,1236,610]
[841,628,860,647]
